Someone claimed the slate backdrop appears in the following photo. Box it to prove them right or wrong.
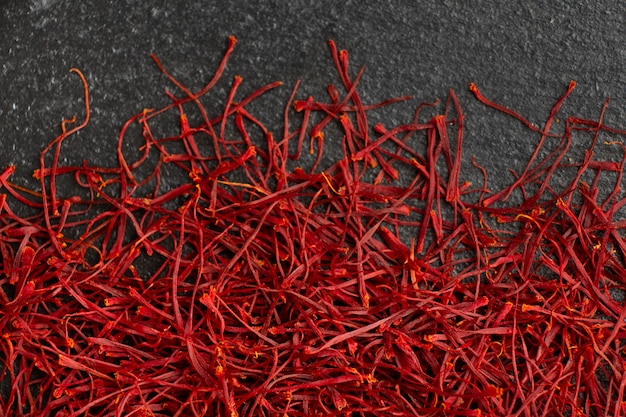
[1,0,626,409]
[2,0,626,191]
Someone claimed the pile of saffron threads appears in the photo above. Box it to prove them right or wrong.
[1,36,626,417]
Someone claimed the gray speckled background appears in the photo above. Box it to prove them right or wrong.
[2,0,626,408]
[2,0,626,191]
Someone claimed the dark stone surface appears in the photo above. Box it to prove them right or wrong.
[2,0,626,409]
[1,0,626,190]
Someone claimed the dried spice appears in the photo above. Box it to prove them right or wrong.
[1,36,625,417]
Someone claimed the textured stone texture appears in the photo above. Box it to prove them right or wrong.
[1,0,626,191]
[2,0,626,407]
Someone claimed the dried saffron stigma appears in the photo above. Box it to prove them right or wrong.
[1,36,626,417]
